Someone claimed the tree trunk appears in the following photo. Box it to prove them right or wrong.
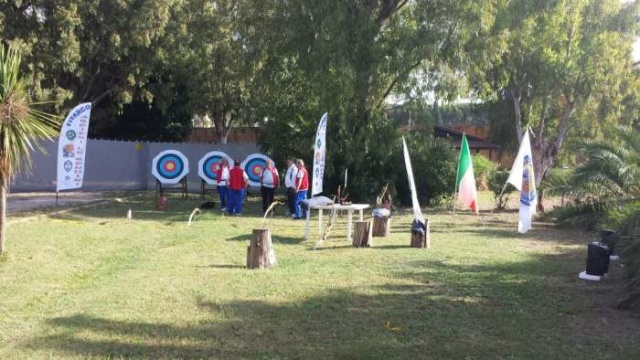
[529,106,574,212]
[0,184,5,254]
[410,219,430,248]
[509,85,523,144]
[372,216,391,237]
[212,110,233,144]
[353,221,373,247]
[246,228,277,269]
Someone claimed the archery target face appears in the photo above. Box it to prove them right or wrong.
[241,153,274,187]
[152,150,189,184]
[198,151,233,185]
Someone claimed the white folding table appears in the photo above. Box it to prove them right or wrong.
[304,203,371,242]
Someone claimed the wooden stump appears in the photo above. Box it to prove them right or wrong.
[353,221,373,247]
[410,219,430,249]
[372,216,391,237]
[247,228,277,269]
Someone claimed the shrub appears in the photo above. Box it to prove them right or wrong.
[472,154,496,190]
[392,132,457,206]
[488,169,516,210]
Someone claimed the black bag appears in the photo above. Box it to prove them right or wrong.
[200,201,216,209]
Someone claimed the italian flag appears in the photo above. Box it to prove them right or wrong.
[456,134,478,213]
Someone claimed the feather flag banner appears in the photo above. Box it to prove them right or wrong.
[506,131,537,233]
[402,137,425,224]
[456,134,478,213]
[56,103,92,191]
[311,112,328,196]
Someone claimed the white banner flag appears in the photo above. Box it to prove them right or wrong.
[402,137,425,224]
[311,112,328,196]
[506,130,537,233]
[56,103,92,191]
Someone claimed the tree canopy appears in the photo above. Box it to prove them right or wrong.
[1,0,639,201]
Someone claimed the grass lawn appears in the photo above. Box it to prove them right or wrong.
[1,190,639,359]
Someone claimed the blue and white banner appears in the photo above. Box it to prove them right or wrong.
[311,112,328,196]
[56,103,92,191]
[506,130,537,233]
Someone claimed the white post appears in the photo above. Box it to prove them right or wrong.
[304,208,311,239]
[346,209,354,243]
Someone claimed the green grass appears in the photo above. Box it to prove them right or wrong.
[1,191,639,359]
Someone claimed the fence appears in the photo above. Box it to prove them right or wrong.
[11,138,260,193]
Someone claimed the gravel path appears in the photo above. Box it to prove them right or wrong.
[7,192,108,215]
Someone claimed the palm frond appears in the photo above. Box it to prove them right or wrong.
[545,199,613,230]
[0,44,59,182]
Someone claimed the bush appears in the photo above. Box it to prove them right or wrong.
[392,132,457,206]
[472,154,496,190]
[488,169,516,210]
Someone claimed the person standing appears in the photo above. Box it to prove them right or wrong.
[260,160,279,213]
[294,159,309,220]
[228,159,248,215]
[284,158,298,217]
[215,158,230,212]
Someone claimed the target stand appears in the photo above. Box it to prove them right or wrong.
[156,177,188,200]
[152,150,190,200]
[200,180,216,202]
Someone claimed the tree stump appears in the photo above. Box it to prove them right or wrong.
[410,219,430,249]
[353,221,373,247]
[247,228,277,269]
[372,216,391,237]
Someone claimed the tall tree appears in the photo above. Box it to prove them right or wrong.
[0,45,58,254]
[176,0,265,143]
[257,0,495,199]
[471,0,640,209]
[0,0,183,135]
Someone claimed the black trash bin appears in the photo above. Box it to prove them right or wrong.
[586,241,610,276]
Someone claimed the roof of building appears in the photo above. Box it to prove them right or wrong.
[434,125,501,150]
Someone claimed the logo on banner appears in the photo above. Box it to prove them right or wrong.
[66,130,77,140]
[520,155,536,206]
[64,160,73,172]
[63,144,75,157]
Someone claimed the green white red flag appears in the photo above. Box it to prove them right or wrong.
[455,134,478,213]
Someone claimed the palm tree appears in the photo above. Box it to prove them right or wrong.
[0,44,58,254]
[544,126,640,228]
[544,126,640,308]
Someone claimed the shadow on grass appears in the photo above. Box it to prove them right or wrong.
[429,226,518,239]
[307,244,354,251]
[40,191,270,222]
[226,234,252,242]
[273,236,305,245]
[29,252,640,359]
[225,234,305,245]
[199,264,245,269]
[372,245,414,250]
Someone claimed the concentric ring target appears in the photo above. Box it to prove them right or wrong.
[152,150,189,184]
[198,151,233,185]
[241,153,274,187]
